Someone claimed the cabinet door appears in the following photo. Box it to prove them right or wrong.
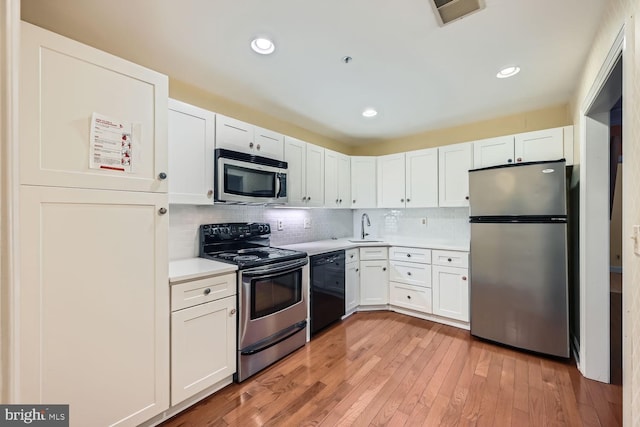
[171,296,236,406]
[438,142,472,207]
[215,114,254,153]
[168,99,215,204]
[405,148,438,208]
[20,22,168,193]
[324,149,340,208]
[337,153,352,208]
[378,153,406,208]
[254,126,284,160]
[284,137,307,207]
[305,143,325,207]
[473,135,515,168]
[19,186,169,426]
[514,127,564,163]
[360,260,389,305]
[432,265,469,322]
[351,156,377,208]
[345,262,360,314]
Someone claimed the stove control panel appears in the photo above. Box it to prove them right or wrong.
[200,222,270,240]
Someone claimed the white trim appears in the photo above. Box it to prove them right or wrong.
[578,24,625,383]
[1,0,20,403]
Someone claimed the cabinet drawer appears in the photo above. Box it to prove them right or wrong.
[390,282,432,313]
[359,246,388,261]
[389,247,431,264]
[171,273,236,311]
[389,261,431,287]
[432,250,469,268]
[345,248,359,263]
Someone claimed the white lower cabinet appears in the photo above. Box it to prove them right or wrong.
[359,247,389,306]
[388,247,432,314]
[345,249,360,314]
[431,250,469,322]
[390,282,432,313]
[170,273,236,406]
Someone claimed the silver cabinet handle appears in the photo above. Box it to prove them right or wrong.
[462,276,467,281]
[204,288,211,295]
[249,142,254,148]
[407,253,411,258]
[350,254,354,258]
[407,272,412,276]
[207,189,213,197]
[336,199,339,204]
[508,159,513,163]
[302,197,307,201]
[407,198,411,202]
[308,196,311,201]
[230,308,237,316]
[355,268,359,272]
[353,199,356,203]
[339,199,342,203]
[400,198,404,203]
[407,295,412,299]
[448,258,452,262]
[516,157,522,162]
[383,267,387,271]
[158,172,167,180]
[158,207,167,215]
[257,144,261,150]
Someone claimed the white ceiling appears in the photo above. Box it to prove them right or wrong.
[20,0,606,145]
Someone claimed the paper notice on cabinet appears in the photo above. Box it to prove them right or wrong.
[90,113,138,173]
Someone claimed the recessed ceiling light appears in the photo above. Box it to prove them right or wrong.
[362,108,378,118]
[251,37,275,55]
[496,66,521,79]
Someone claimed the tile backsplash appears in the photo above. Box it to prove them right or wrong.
[352,208,470,245]
[170,204,470,261]
[169,204,353,260]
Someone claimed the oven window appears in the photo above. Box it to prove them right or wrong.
[224,164,276,197]
[251,269,302,319]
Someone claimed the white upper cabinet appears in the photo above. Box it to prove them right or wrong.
[20,22,168,193]
[514,126,571,164]
[284,137,324,207]
[351,156,377,208]
[378,148,438,208]
[325,149,351,208]
[254,126,285,160]
[378,153,407,208]
[168,99,215,204]
[216,115,284,160]
[405,148,438,207]
[473,126,574,169]
[473,135,515,168]
[438,142,473,207]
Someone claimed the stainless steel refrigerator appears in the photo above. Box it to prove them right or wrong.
[469,159,569,357]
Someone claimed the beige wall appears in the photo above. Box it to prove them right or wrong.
[569,0,639,425]
[169,78,352,154]
[350,104,571,156]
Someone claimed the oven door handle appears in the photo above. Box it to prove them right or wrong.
[241,258,308,278]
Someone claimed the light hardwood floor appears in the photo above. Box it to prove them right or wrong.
[161,311,622,426]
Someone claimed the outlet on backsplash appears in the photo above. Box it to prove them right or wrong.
[420,217,428,226]
[277,219,284,231]
[304,218,312,229]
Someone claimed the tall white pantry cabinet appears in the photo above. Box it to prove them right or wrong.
[18,22,169,427]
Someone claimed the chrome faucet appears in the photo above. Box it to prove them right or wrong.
[361,213,371,240]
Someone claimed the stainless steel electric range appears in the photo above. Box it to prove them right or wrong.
[199,222,308,382]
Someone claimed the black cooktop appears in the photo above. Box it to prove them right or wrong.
[199,223,307,269]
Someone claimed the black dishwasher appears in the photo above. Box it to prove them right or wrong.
[310,250,345,336]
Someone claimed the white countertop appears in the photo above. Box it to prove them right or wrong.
[169,258,238,283]
[278,238,469,256]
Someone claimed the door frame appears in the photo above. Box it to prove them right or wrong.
[578,25,626,384]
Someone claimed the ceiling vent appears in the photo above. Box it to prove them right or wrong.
[431,0,485,26]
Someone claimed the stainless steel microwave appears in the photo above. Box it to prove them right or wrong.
[215,149,288,204]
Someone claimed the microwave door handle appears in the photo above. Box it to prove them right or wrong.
[276,173,283,198]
